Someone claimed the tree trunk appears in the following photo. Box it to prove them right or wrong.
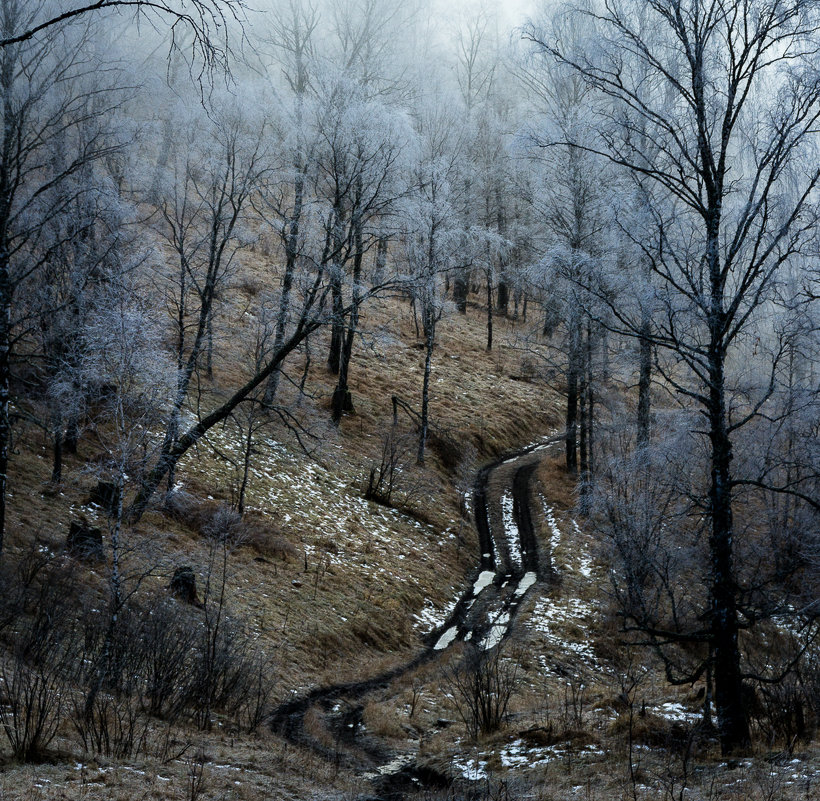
[485,271,493,351]
[0,251,9,559]
[453,271,468,313]
[327,202,346,376]
[51,413,63,484]
[263,161,304,405]
[496,280,509,316]
[708,348,750,754]
[637,316,652,447]
[332,216,363,424]
[565,314,580,474]
[128,311,323,521]
[417,309,434,465]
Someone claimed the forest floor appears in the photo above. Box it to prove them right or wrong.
[1,293,819,800]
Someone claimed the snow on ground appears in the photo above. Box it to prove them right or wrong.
[499,490,522,569]
[456,740,604,781]
[515,571,537,597]
[473,570,495,594]
[434,626,459,650]
[187,426,444,588]
[529,595,601,669]
[654,702,702,724]
[572,520,594,578]
[454,758,488,781]
[541,498,562,556]
[481,611,510,650]
[415,595,459,634]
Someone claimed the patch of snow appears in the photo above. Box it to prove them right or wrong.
[515,571,537,597]
[529,595,600,668]
[499,490,522,569]
[481,611,510,650]
[542,501,562,554]
[454,758,488,781]
[415,596,458,634]
[434,626,459,650]
[473,570,495,595]
[655,702,701,723]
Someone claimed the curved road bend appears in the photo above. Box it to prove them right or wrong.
[269,433,564,782]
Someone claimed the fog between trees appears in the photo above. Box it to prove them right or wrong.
[0,0,818,760]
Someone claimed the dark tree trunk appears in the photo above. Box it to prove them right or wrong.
[565,315,580,474]
[328,273,343,375]
[51,414,63,484]
[372,235,387,287]
[0,254,9,558]
[327,202,346,376]
[332,212,363,424]
[637,316,652,447]
[417,309,434,465]
[263,162,304,405]
[453,271,468,313]
[65,415,79,454]
[496,280,509,316]
[708,347,750,754]
[485,272,493,351]
[206,307,214,379]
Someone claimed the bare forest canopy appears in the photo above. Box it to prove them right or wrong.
[0,0,818,777]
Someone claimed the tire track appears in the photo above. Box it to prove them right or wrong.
[269,434,562,787]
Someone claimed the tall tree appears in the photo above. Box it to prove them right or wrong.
[0,4,124,558]
[527,0,820,753]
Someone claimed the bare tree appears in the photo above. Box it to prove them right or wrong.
[153,100,266,490]
[0,4,127,558]
[527,0,820,753]
[0,0,246,85]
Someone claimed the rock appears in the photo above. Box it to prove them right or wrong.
[169,566,200,606]
[67,521,104,561]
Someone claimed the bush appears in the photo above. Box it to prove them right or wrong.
[70,690,150,758]
[442,643,521,740]
[0,654,65,761]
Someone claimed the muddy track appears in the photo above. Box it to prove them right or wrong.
[268,434,563,785]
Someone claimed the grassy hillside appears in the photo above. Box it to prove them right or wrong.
[2,280,819,800]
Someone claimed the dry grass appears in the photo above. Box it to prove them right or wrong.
[3,249,818,799]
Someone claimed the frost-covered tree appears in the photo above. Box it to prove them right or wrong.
[527,0,820,752]
[0,3,128,557]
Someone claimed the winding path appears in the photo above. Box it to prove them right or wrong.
[268,434,562,791]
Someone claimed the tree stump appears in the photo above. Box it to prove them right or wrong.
[67,521,104,561]
[89,481,121,516]
[169,566,200,606]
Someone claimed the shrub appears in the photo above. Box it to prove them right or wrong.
[0,654,65,761]
[442,643,521,740]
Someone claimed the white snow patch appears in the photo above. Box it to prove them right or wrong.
[454,758,488,781]
[515,571,537,597]
[529,595,600,667]
[473,570,495,595]
[434,626,459,650]
[415,596,458,634]
[655,702,701,723]
[542,502,562,554]
[481,611,510,650]
[499,490,522,569]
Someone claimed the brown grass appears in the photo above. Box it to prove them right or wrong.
[3,248,819,800]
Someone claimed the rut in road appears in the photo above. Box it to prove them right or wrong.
[268,435,562,778]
